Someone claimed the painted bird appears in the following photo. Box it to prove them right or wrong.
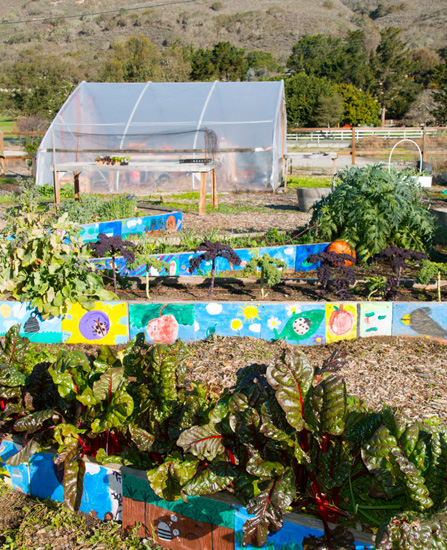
[274,309,325,343]
[401,307,447,339]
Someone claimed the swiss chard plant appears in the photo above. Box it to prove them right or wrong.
[369,246,427,300]
[0,212,116,318]
[188,240,241,296]
[308,250,356,299]
[243,253,287,298]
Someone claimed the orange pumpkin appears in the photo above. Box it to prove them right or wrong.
[327,240,356,266]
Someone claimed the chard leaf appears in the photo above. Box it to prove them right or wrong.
[246,451,285,478]
[1,403,25,421]
[183,462,239,495]
[390,449,433,510]
[318,375,347,436]
[62,442,85,511]
[177,424,225,460]
[0,325,30,368]
[0,366,27,387]
[93,346,119,373]
[129,425,155,451]
[13,409,55,433]
[0,386,22,400]
[147,455,198,501]
[266,351,314,432]
[242,468,295,548]
[90,390,133,433]
[6,438,39,466]
[92,367,124,401]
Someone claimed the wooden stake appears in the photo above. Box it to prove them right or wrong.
[74,171,80,201]
[199,171,207,216]
[211,168,218,209]
[351,127,356,166]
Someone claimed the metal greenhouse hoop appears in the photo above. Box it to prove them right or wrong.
[387,139,422,174]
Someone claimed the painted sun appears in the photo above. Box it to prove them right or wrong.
[238,304,260,323]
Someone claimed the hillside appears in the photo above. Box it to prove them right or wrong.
[0,0,446,67]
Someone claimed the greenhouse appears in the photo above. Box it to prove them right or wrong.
[36,80,287,195]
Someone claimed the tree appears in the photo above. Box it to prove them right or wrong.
[334,84,380,126]
[369,28,422,122]
[283,73,335,128]
[431,60,447,125]
[245,51,280,80]
[312,95,343,127]
[101,35,190,82]
[190,42,247,81]
[2,53,83,118]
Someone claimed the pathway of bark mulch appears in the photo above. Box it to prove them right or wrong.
[184,335,447,424]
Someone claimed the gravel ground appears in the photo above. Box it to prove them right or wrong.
[185,335,447,424]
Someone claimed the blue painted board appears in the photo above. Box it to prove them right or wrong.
[392,303,447,341]
[0,302,62,343]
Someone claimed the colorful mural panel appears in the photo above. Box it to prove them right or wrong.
[62,302,129,344]
[129,303,195,343]
[194,302,264,340]
[264,303,326,345]
[392,303,447,341]
[78,212,182,243]
[326,303,357,343]
[0,440,30,494]
[359,303,393,338]
[0,302,62,343]
[235,507,372,550]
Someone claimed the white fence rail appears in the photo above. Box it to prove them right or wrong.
[287,127,441,143]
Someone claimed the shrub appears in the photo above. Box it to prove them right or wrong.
[309,165,435,259]
[0,212,116,318]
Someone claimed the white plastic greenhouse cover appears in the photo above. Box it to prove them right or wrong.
[37,80,286,194]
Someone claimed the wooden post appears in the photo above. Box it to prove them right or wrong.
[422,125,427,163]
[351,127,356,166]
[74,171,80,201]
[0,131,4,177]
[199,171,207,216]
[281,102,286,187]
[211,168,218,209]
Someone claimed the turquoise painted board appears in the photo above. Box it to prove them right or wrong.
[129,303,195,343]
[215,245,297,273]
[392,303,447,341]
[359,303,393,338]
[235,508,372,550]
[0,302,62,343]
[194,302,264,340]
[123,472,234,529]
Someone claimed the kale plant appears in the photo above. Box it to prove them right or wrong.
[130,233,169,300]
[308,165,435,259]
[243,253,287,298]
[89,233,136,293]
[188,240,241,296]
[308,250,356,300]
[369,246,427,300]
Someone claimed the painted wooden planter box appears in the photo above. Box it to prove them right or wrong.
[0,299,446,347]
[79,211,182,243]
[90,242,329,278]
[0,440,374,550]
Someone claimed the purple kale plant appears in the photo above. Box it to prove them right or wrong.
[89,233,136,293]
[188,240,241,296]
[307,250,356,300]
[369,246,427,300]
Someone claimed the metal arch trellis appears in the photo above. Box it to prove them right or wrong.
[387,138,423,174]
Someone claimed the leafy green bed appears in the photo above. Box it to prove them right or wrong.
[1,326,447,549]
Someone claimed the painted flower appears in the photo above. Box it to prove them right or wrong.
[267,317,281,330]
[286,304,301,316]
[231,318,243,331]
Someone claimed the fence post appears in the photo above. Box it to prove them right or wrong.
[351,127,356,166]
[422,125,427,163]
[0,131,4,177]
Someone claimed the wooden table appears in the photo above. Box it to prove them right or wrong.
[51,161,218,216]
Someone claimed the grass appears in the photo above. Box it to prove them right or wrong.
[0,193,17,204]
[286,176,332,188]
[0,116,15,133]
[0,477,157,550]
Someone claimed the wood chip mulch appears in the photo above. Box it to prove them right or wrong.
[185,335,447,424]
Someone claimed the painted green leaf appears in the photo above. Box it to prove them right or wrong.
[177,423,225,461]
